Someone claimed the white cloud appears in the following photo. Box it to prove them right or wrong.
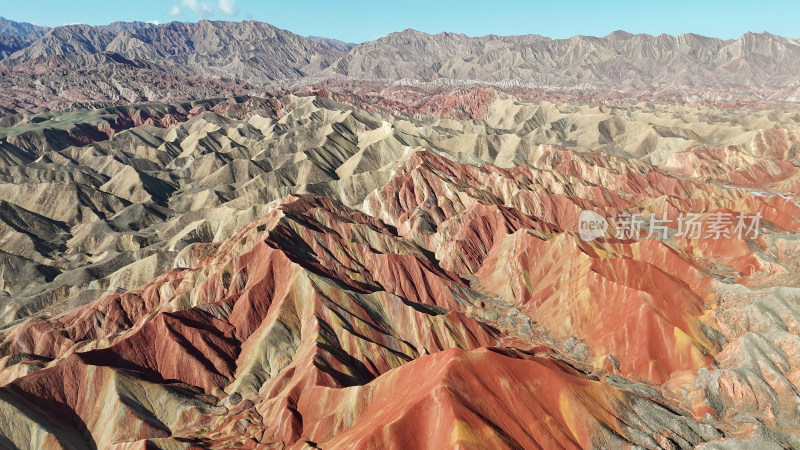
[148,20,160,25]
[166,0,239,18]
[183,0,215,18]
[218,0,240,16]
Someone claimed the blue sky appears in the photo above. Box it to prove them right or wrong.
[3,0,798,43]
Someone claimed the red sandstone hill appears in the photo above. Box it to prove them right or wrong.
[1,92,800,448]
[0,189,726,448]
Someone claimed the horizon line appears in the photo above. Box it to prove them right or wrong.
[0,16,792,45]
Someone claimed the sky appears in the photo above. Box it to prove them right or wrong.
[3,0,799,43]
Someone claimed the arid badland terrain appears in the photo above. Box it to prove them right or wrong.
[0,17,800,449]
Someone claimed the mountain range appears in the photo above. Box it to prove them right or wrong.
[0,85,799,447]
[1,18,800,115]
[2,15,800,450]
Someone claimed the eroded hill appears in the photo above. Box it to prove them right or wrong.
[0,91,799,447]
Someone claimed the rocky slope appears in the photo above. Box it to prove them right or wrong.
[0,90,799,447]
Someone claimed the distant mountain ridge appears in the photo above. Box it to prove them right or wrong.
[1,17,800,114]
[320,28,800,90]
[0,17,49,36]
[3,20,348,82]
[0,17,49,59]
